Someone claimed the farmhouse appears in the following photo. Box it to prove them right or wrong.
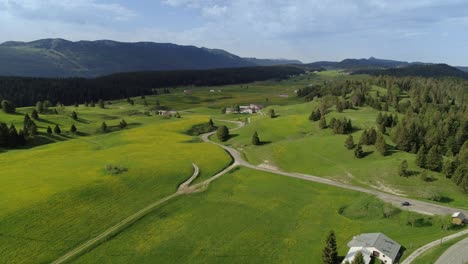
[342,233,401,264]
[157,110,177,116]
[225,104,263,114]
[452,212,466,225]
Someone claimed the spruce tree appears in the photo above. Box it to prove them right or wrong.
[416,146,426,168]
[375,132,388,156]
[252,131,261,145]
[268,109,276,118]
[209,118,214,127]
[426,145,442,172]
[8,124,19,147]
[352,251,365,264]
[47,126,52,134]
[354,144,364,158]
[119,119,128,129]
[442,160,454,178]
[399,160,408,177]
[70,124,77,133]
[319,116,327,129]
[36,101,44,113]
[216,125,229,142]
[71,111,78,120]
[31,109,39,120]
[100,122,108,133]
[359,130,369,145]
[54,124,61,134]
[345,135,355,149]
[1,100,15,113]
[90,101,95,107]
[98,99,105,109]
[321,230,338,264]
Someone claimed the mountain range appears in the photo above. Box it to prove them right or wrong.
[0,39,303,78]
[0,39,467,78]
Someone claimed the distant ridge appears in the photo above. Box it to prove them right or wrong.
[354,64,468,79]
[243,57,303,66]
[304,57,410,69]
[0,39,300,78]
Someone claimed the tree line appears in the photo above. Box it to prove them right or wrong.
[0,66,304,107]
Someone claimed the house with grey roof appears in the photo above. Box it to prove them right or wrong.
[342,233,401,264]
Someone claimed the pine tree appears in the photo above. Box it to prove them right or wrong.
[354,144,364,158]
[359,130,369,145]
[174,112,181,118]
[36,101,44,113]
[119,119,128,129]
[31,109,39,120]
[90,101,95,107]
[216,125,229,142]
[209,118,214,127]
[54,124,61,134]
[321,230,338,264]
[47,126,52,134]
[70,124,77,133]
[1,100,15,113]
[8,124,19,147]
[309,108,321,121]
[442,160,454,178]
[71,111,78,120]
[399,160,408,177]
[98,99,105,109]
[426,145,442,172]
[368,127,377,145]
[268,109,276,118]
[416,146,426,168]
[100,122,108,133]
[319,116,327,129]
[352,251,365,264]
[345,135,355,149]
[376,112,383,125]
[252,131,261,145]
[375,132,388,156]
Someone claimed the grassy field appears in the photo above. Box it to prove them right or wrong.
[74,167,458,263]
[0,106,232,263]
[222,98,468,209]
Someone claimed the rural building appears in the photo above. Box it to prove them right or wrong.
[342,233,401,264]
[157,110,177,116]
[225,104,263,114]
[452,212,466,225]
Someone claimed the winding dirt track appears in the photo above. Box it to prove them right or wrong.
[53,120,467,263]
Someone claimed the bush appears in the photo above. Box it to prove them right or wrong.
[105,164,128,175]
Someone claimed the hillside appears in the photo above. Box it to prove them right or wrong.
[243,57,303,66]
[304,57,409,69]
[355,64,468,79]
[0,39,259,77]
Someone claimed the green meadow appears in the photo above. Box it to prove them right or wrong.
[0,71,466,263]
[74,167,456,263]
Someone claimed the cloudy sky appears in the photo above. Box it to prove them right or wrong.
[1,0,468,64]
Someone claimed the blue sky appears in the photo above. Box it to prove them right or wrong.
[1,0,468,65]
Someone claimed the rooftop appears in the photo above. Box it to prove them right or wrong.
[347,233,401,260]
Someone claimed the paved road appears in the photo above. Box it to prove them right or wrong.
[205,120,468,217]
[435,236,468,264]
[401,229,468,264]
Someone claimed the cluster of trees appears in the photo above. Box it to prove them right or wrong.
[216,125,230,142]
[0,66,304,107]
[0,123,26,148]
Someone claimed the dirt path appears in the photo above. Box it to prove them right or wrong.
[53,163,202,264]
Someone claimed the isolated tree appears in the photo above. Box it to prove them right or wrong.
[268,109,276,118]
[252,131,261,145]
[216,125,229,142]
[375,132,388,156]
[31,109,39,120]
[98,99,105,109]
[71,111,78,120]
[54,124,61,134]
[46,126,52,134]
[354,144,364,158]
[399,160,408,177]
[359,129,369,145]
[209,118,214,127]
[36,101,44,113]
[119,119,127,129]
[174,112,181,118]
[100,122,108,133]
[1,100,15,113]
[345,135,355,149]
[70,124,77,133]
[319,116,327,129]
[321,230,338,264]
[416,146,426,168]
[352,251,365,264]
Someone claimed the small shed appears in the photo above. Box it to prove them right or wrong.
[452,212,466,225]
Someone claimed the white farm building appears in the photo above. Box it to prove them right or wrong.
[342,233,401,264]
